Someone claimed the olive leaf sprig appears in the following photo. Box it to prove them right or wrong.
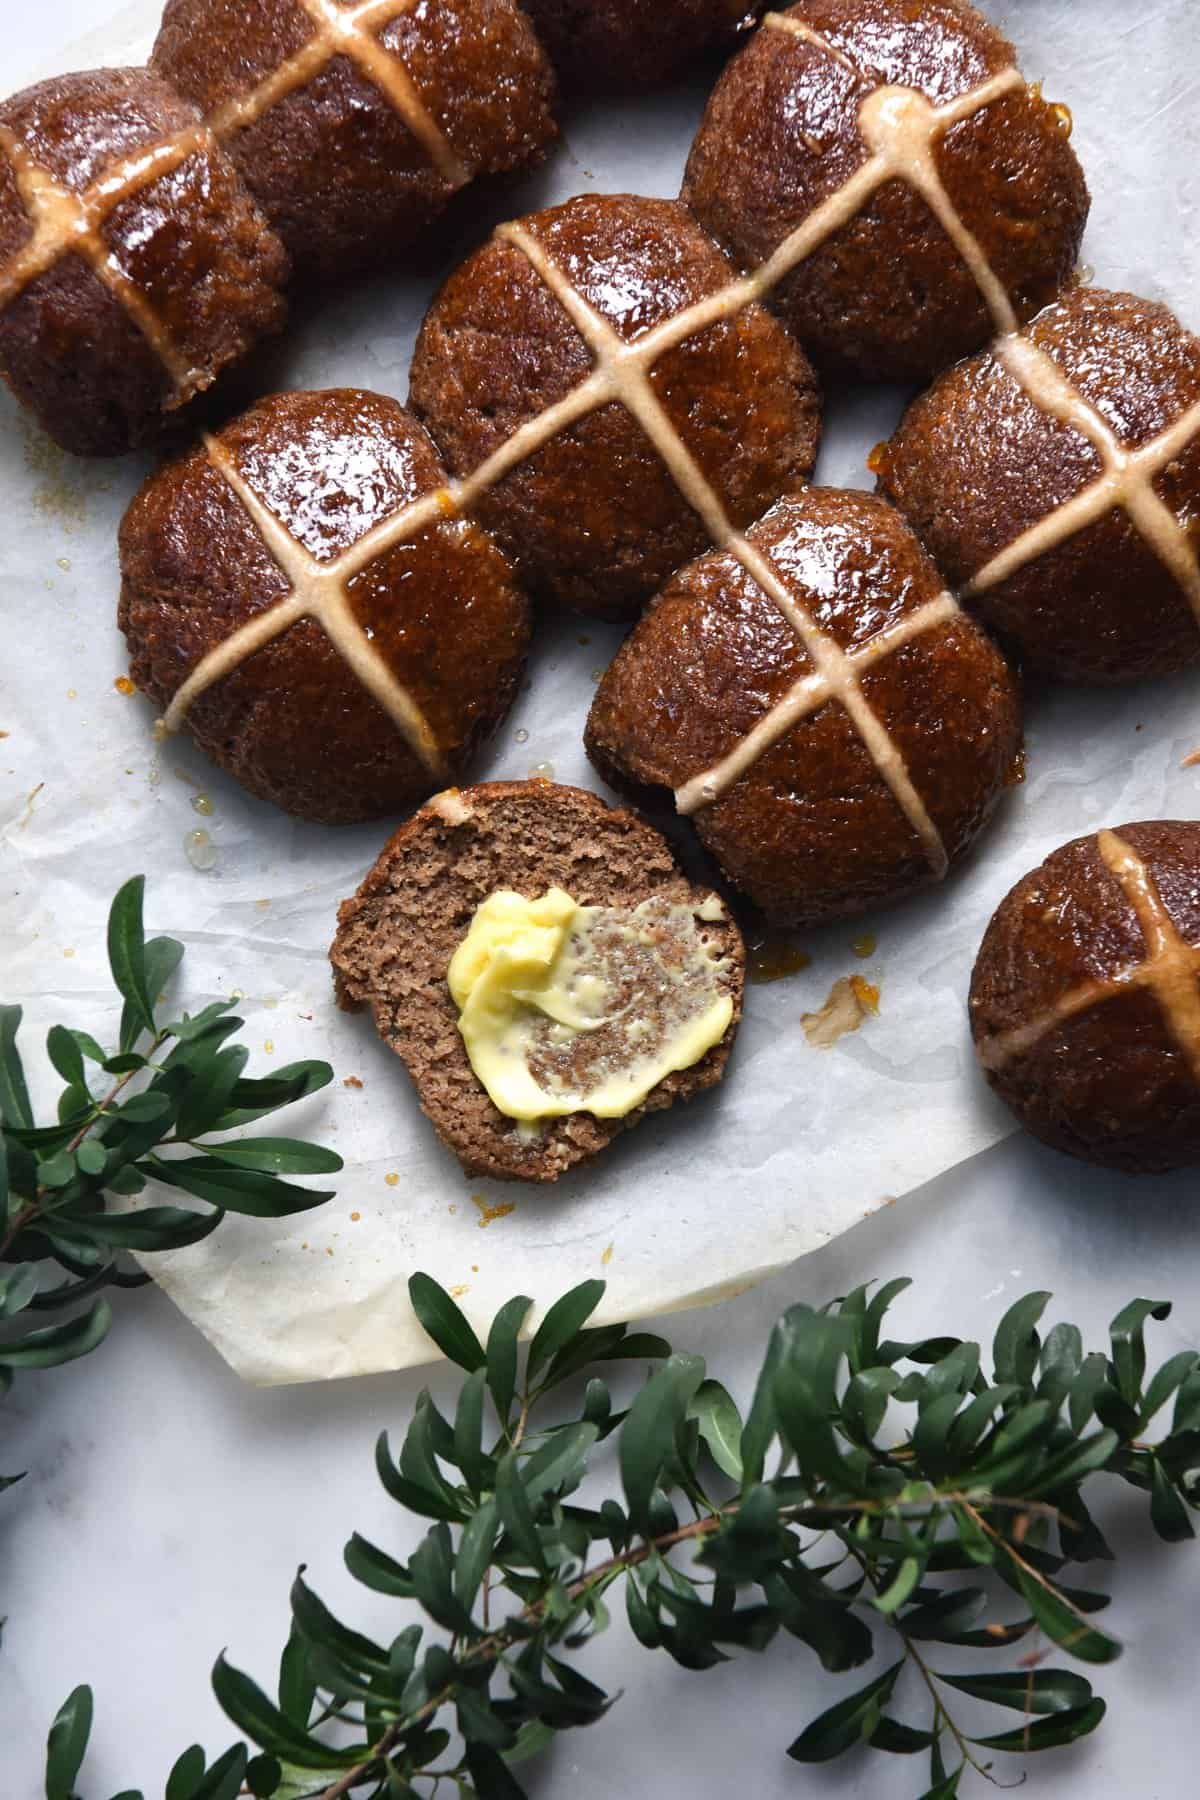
[50,1272,1200,1800]
[1,876,340,1406]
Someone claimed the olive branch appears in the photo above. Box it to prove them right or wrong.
[39,1270,1200,1800]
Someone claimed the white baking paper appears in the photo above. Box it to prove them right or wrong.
[2,0,1197,1384]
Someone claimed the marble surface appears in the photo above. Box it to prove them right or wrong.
[6,4,1200,1797]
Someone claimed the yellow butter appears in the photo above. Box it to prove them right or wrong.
[448,887,733,1123]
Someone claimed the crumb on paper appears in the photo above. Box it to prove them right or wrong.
[350,1212,361,1223]
[114,675,135,696]
[343,1075,364,1089]
[256,898,271,910]
[471,1193,516,1229]
[325,1247,334,1258]
[1182,747,1200,769]
[263,1039,275,1054]
[851,933,877,960]
[63,947,75,958]
[880,1195,897,1208]
[66,688,77,700]
[451,1284,470,1299]
[471,1263,479,1273]
[601,1243,614,1266]
[385,1173,400,1188]
[18,782,44,829]
[802,974,880,1049]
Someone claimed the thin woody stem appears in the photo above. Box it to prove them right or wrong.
[315,1486,1070,1798]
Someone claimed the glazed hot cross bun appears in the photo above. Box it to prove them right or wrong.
[151,0,559,279]
[119,388,530,823]
[410,192,822,620]
[972,823,1200,1173]
[683,0,1089,381]
[878,287,1200,685]
[587,486,1022,927]
[0,69,289,456]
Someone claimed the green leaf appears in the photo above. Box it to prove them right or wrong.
[526,1280,606,1382]
[0,1265,39,1318]
[873,1555,921,1616]
[410,1522,473,1635]
[1110,1298,1171,1404]
[45,1684,92,1800]
[455,1498,499,1615]
[184,1746,250,1800]
[453,1368,490,1494]
[46,1026,88,1096]
[1026,1429,1119,1499]
[38,1151,76,1189]
[375,1432,462,1523]
[1141,1351,1200,1429]
[166,1745,208,1800]
[1150,1458,1195,1542]
[870,1717,934,1754]
[495,1447,546,1569]
[277,1630,316,1730]
[763,1564,874,1672]
[740,1320,784,1487]
[1009,1563,1121,1664]
[486,1293,533,1426]
[521,1421,598,1505]
[0,1006,32,1127]
[246,1752,283,1799]
[626,1575,661,1649]
[343,1533,413,1599]
[993,1291,1051,1386]
[787,1661,903,1762]
[213,1655,366,1768]
[107,878,157,1043]
[971,1699,1106,1752]
[75,1138,107,1177]
[174,1046,251,1140]
[148,1157,333,1217]
[60,1205,224,1253]
[898,1587,986,1642]
[463,1743,528,1800]
[690,1379,744,1481]
[204,1138,343,1176]
[772,1306,864,1491]
[289,1572,392,1683]
[1070,1353,1111,1434]
[843,1367,901,1444]
[213,1062,335,1131]
[941,1669,1093,1714]
[0,1301,112,1370]
[408,1272,486,1372]
[620,1353,706,1533]
[457,1683,516,1751]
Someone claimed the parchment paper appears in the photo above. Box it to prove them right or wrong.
[2,1,1197,1384]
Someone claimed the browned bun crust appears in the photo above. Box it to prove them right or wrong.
[152,0,559,280]
[682,0,1089,382]
[586,486,1022,926]
[970,822,1200,1173]
[119,389,530,824]
[516,0,754,90]
[409,192,822,620]
[0,68,288,457]
[331,780,745,1182]
[878,287,1200,685]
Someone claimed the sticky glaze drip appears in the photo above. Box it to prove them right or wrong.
[977,829,1200,1078]
[208,0,468,188]
[161,433,448,776]
[0,122,213,387]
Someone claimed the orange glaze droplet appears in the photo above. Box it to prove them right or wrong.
[748,939,813,984]
[866,441,888,476]
[114,675,135,695]
[385,1172,400,1187]
[471,1193,516,1228]
[852,933,877,960]
[849,974,881,1015]
[1004,745,1028,788]
[1050,101,1073,137]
